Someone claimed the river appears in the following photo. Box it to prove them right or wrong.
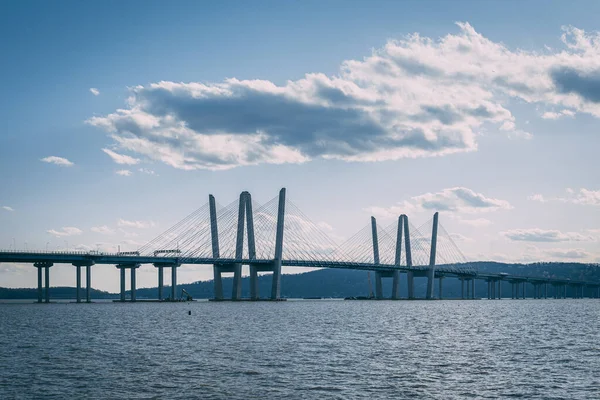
[1,299,598,399]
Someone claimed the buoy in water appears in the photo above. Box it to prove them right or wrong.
[188,310,191,315]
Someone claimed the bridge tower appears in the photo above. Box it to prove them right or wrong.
[211,192,245,300]
[211,188,286,300]
[426,212,439,299]
[371,216,401,299]
[403,214,415,299]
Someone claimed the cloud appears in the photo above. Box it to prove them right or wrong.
[116,169,132,176]
[102,148,140,165]
[47,227,83,237]
[457,217,492,227]
[91,225,115,235]
[138,168,156,175]
[88,23,600,170]
[501,228,594,242]
[367,187,511,218]
[2,206,14,212]
[528,188,600,206]
[543,248,590,259]
[90,88,100,96]
[541,109,575,119]
[40,156,74,167]
[117,219,155,229]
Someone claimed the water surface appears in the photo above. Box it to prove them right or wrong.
[1,299,599,399]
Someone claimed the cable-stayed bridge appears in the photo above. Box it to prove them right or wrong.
[1,188,599,302]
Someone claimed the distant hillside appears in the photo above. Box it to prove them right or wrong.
[1,262,599,300]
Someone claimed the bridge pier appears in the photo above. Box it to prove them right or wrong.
[116,264,140,301]
[34,262,52,303]
[460,278,465,299]
[76,265,82,303]
[131,267,136,302]
[497,280,502,299]
[73,262,94,303]
[438,276,443,299]
[157,266,163,300]
[171,264,178,300]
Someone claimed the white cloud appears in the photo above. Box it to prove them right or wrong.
[47,227,83,237]
[116,169,132,176]
[88,23,600,170]
[501,228,594,242]
[91,225,115,235]
[138,168,156,175]
[2,206,14,212]
[117,219,155,229]
[90,88,100,96]
[366,187,511,218]
[40,156,74,167]
[528,188,600,206]
[457,217,492,227]
[544,248,590,259]
[541,109,575,119]
[102,148,140,165]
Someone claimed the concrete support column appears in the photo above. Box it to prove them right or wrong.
[44,265,50,303]
[171,265,177,300]
[232,192,246,301]
[426,212,439,300]
[37,266,43,303]
[76,266,81,303]
[271,188,286,300]
[120,267,126,302]
[158,266,163,301]
[403,215,414,300]
[86,265,91,303]
[466,279,471,299]
[544,283,548,299]
[213,267,223,300]
[209,194,223,300]
[522,282,525,299]
[438,276,443,300]
[497,280,502,299]
[461,278,465,299]
[471,279,475,299]
[487,281,491,300]
[392,215,402,301]
[130,267,136,302]
[371,217,383,300]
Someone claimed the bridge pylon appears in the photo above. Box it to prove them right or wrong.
[371,216,402,299]
[210,188,286,300]
[426,212,439,300]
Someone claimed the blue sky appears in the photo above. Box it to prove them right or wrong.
[1,0,599,291]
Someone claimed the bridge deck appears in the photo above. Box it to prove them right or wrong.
[0,251,597,287]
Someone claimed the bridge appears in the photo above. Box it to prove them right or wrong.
[1,188,599,302]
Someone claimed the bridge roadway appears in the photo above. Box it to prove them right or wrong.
[1,250,599,302]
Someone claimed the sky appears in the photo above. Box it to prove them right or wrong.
[1,0,599,292]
